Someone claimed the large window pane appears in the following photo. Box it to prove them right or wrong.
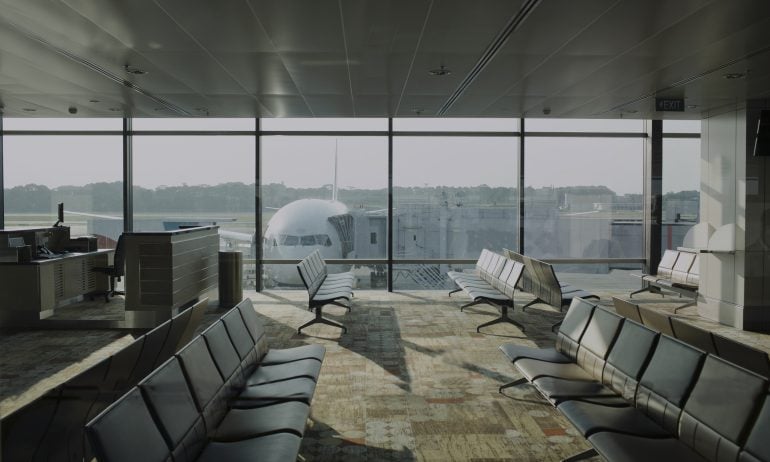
[393,137,518,289]
[3,118,121,131]
[663,120,701,134]
[133,136,257,285]
[662,138,700,250]
[524,137,644,260]
[4,135,123,248]
[261,136,387,289]
[261,118,386,131]
[132,118,254,131]
[526,118,644,133]
[393,118,518,132]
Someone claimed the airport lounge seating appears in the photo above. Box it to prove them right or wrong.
[0,299,208,462]
[296,249,354,334]
[85,298,324,462]
[497,297,770,462]
[504,250,599,330]
[448,250,526,332]
[630,248,699,312]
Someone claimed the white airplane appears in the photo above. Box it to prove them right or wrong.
[262,198,353,287]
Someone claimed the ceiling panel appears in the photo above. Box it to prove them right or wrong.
[1,0,770,118]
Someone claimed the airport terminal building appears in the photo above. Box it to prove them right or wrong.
[0,1,770,461]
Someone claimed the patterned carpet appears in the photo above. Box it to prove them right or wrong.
[250,290,597,461]
[7,286,768,461]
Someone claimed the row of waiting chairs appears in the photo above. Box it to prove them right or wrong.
[447,249,526,332]
[631,248,699,311]
[0,298,208,462]
[499,298,769,462]
[614,297,770,378]
[85,299,325,462]
[296,249,354,333]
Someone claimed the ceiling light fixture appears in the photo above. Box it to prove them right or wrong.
[89,99,100,103]
[412,107,424,115]
[22,108,36,112]
[428,65,452,76]
[687,104,698,109]
[108,107,122,112]
[124,64,148,75]
[723,72,745,80]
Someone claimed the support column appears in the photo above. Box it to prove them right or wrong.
[388,118,393,292]
[255,118,263,292]
[518,117,525,253]
[0,115,4,230]
[122,118,133,232]
[644,120,663,274]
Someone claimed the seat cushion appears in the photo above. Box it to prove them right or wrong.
[557,400,671,438]
[197,433,302,462]
[234,377,317,406]
[261,344,326,365]
[533,377,617,404]
[212,401,310,441]
[246,359,323,386]
[588,432,707,462]
[515,359,593,382]
[499,345,572,364]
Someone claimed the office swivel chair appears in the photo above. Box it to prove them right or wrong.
[91,234,126,302]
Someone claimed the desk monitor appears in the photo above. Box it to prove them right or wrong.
[53,202,64,227]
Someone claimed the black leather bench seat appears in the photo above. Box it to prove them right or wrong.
[261,344,326,365]
[587,433,706,462]
[246,358,323,386]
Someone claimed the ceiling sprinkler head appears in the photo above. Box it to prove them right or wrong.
[428,65,452,76]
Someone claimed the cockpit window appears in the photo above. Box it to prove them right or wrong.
[281,235,299,246]
[315,234,332,247]
[300,235,316,246]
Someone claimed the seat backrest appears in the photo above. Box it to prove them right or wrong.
[477,249,492,271]
[139,358,207,462]
[520,255,541,294]
[154,306,194,369]
[670,317,717,354]
[679,356,768,462]
[236,299,270,361]
[103,336,146,394]
[485,253,506,280]
[501,261,524,298]
[175,298,209,354]
[85,388,171,462]
[635,335,706,434]
[670,251,696,285]
[201,321,242,384]
[504,249,532,292]
[113,233,126,277]
[175,336,227,432]
[575,307,624,379]
[128,319,173,385]
[535,260,564,307]
[638,305,675,336]
[221,307,257,367]
[612,297,643,323]
[489,258,515,289]
[603,319,659,401]
[686,254,700,287]
[554,298,596,360]
[712,334,770,378]
[0,393,59,462]
[656,249,680,278]
[740,394,770,462]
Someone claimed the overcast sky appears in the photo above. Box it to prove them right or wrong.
[3,118,701,195]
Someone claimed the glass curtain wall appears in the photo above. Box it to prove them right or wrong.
[392,118,519,290]
[1,116,695,292]
[260,119,388,289]
[2,118,123,248]
[131,119,257,287]
[662,120,701,251]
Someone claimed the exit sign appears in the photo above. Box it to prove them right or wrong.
[655,98,685,112]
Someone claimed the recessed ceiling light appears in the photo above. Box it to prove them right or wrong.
[428,65,452,76]
[687,104,698,109]
[108,107,122,112]
[623,109,638,114]
[22,108,36,112]
[89,99,101,103]
[124,64,148,75]
[723,72,745,80]
[412,107,424,115]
